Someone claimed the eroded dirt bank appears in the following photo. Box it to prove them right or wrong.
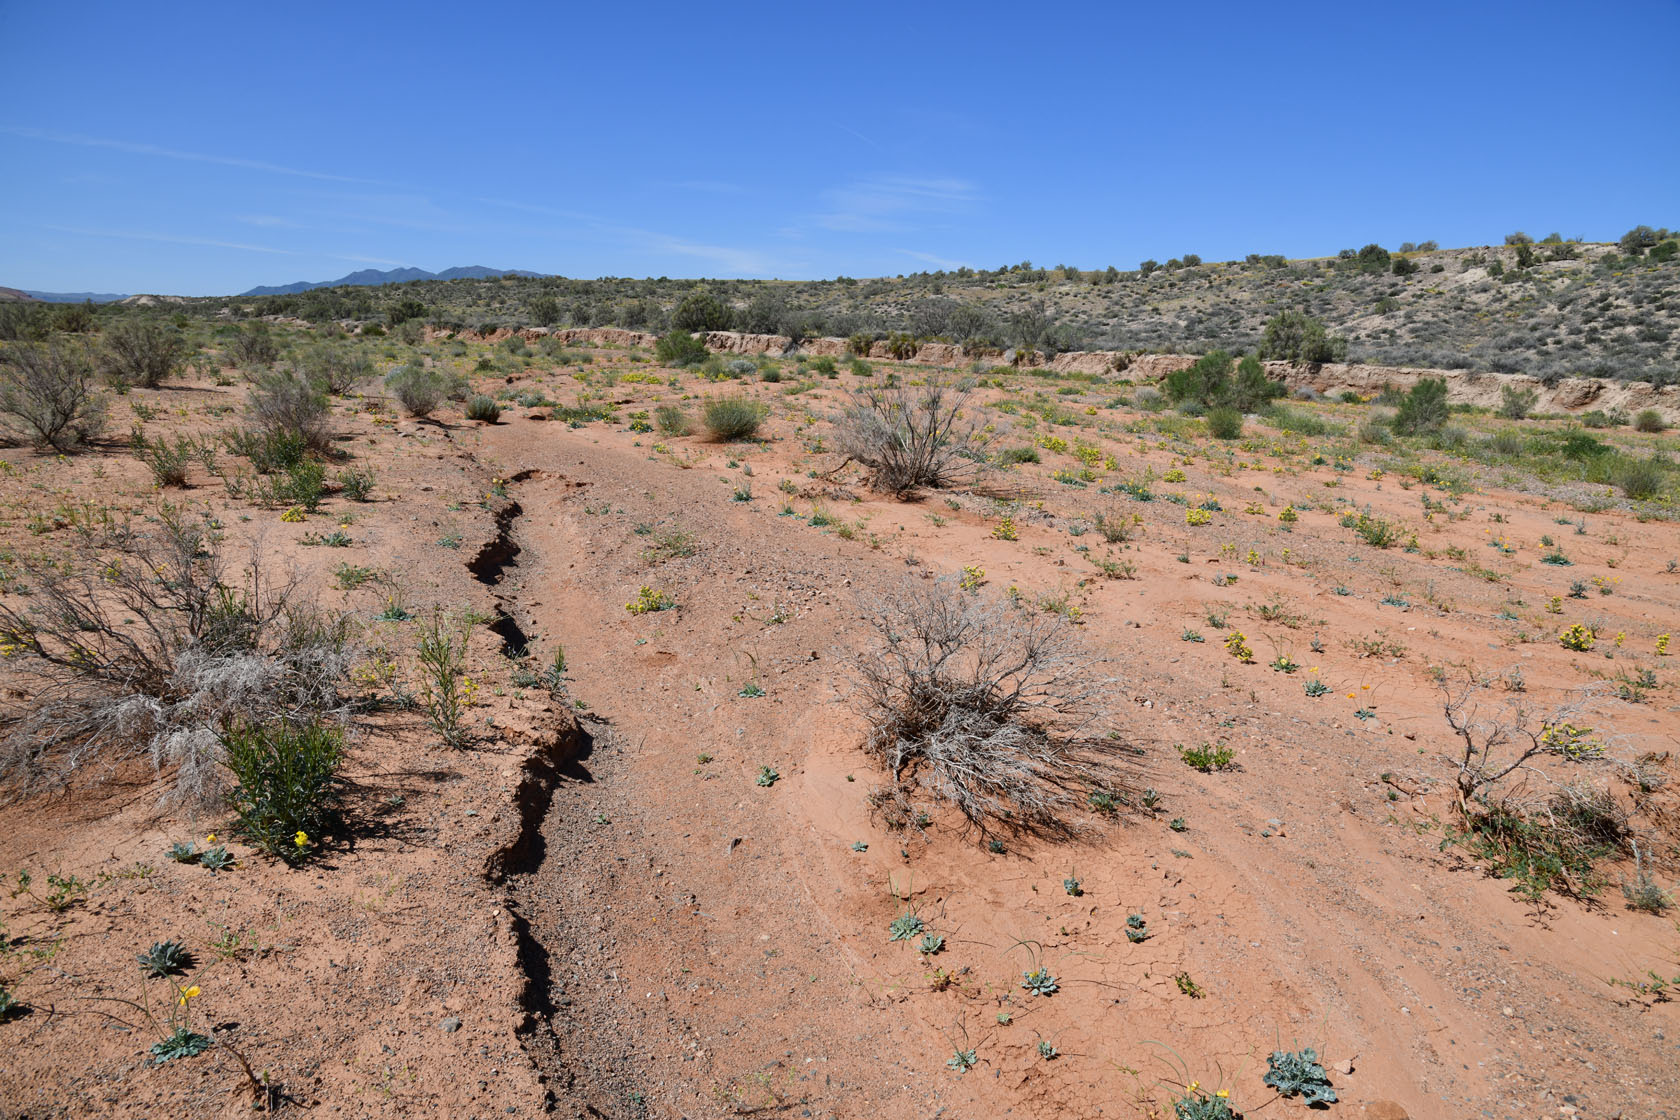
[476,415,1680,1120]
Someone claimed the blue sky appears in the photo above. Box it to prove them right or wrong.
[2,0,1676,295]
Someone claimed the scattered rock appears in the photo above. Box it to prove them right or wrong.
[440,1017,462,1033]
[1365,1103,1409,1120]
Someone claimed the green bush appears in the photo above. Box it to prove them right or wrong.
[1498,384,1539,420]
[1393,378,1449,435]
[228,426,307,473]
[223,720,345,865]
[102,320,187,388]
[1162,350,1232,410]
[655,404,690,435]
[702,395,768,440]
[1260,310,1347,365]
[655,330,709,367]
[336,466,375,501]
[226,322,279,367]
[417,613,469,748]
[1619,225,1661,257]
[384,363,450,417]
[132,431,198,487]
[277,459,326,510]
[1634,409,1667,433]
[1230,353,1284,411]
[1205,407,1243,439]
[464,394,501,423]
[671,290,734,332]
[1615,455,1668,500]
[248,369,332,452]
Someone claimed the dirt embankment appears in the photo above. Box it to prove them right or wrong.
[434,325,1680,424]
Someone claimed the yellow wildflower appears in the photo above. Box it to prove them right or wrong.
[294,831,308,848]
[177,985,200,1005]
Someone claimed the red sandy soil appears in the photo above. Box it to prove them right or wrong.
[3,343,1678,1120]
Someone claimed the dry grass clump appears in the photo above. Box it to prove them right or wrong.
[0,513,354,804]
[702,395,767,440]
[850,579,1136,837]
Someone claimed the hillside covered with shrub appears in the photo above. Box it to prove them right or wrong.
[5,227,1677,385]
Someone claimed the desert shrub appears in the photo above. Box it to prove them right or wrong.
[416,612,469,749]
[654,330,709,367]
[850,579,1136,835]
[1162,350,1231,411]
[1438,682,1630,900]
[273,459,326,510]
[227,426,307,473]
[998,446,1039,464]
[1393,378,1449,435]
[385,297,428,327]
[464,394,501,423]
[384,363,449,417]
[225,323,279,368]
[0,513,354,802]
[1485,428,1527,457]
[302,344,373,395]
[102,320,187,388]
[1266,404,1334,437]
[836,379,985,495]
[1619,225,1661,257]
[702,395,767,440]
[223,719,344,864]
[886,332,919,360]
[1614,454,1669,500]
[336,465,375,501]
[1260,310,1347,365]
[1229,353,1284,411]
[847,333,874,357]
[1634,409,1667,433]
[671,290,733,333]
[248,369,333,452]
[655,404,690,435]
[1498,384,1539,420]
[131,431,205,488]
[1205,407,1243,439]
[0,339,108,451]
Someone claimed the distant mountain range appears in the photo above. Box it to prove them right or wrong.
[239,265,546,297]
[16,289,131,303]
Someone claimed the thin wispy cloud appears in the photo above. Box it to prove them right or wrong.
[897,248,968,270]
[815,175,980,233]
[633,232,777,276]
[45,225,407,269]
[4,127,388,186]
[832,122,884,151]
[660,180,744,195]
[46,225,301,255]
[475,197,783,276]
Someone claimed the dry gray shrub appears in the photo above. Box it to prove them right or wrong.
[836,379,987,496]
[0,512,354,803]
[850,578,1136,836]
[0,339,109,451]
